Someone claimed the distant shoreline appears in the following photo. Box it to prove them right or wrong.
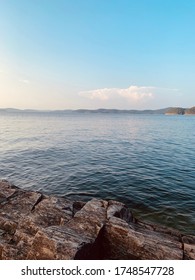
[0,106,195,115]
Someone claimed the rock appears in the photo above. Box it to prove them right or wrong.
[28,199,108,259]
[67,199,107,237]
[73,201,86,215]
[0,180,195,260]
[0,181,42,217]
[101,217,183,259]
[30,195,73,227]
[182,235,195,259]
[107,200,134,223]
[27,227,90,259]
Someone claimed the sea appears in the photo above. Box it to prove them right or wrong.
[0,110,195,234]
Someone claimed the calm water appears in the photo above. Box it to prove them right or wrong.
[0,111,195,234]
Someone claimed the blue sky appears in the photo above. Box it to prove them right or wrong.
[0,0,195,109]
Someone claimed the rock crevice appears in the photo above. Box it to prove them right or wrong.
[0,180,194,260]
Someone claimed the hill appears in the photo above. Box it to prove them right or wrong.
[0,107,195,115]
[185,106,195,115]
[165,107,185,115]
[165,106,195,115]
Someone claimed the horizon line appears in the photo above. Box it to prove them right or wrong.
[0,106,192,112]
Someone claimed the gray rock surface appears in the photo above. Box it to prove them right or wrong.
[0,180,194,259]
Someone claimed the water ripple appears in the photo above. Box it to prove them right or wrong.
[0,112,195,234]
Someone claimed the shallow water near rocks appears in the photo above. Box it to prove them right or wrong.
[0,111,195,234]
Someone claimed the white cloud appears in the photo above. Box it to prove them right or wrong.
[118,86,154,100]
[79,85,154,101]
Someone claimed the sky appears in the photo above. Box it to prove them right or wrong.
[0,0,195,110]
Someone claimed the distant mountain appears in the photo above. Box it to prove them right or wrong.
[0,108,22,113]
[0,108,39,113]
[0,107,195,115]
[74,108,170,114]
[0,108,58,114]
[165,107,186,115]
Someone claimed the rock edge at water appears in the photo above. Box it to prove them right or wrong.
[0,180,194,260]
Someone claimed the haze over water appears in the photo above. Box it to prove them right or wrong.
[0,111,195,234]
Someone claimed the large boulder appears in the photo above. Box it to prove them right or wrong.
[101,217,183,259]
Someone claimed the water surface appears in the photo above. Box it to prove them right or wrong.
[0,111,194,234]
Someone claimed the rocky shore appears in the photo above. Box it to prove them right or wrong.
[0,180,194,260]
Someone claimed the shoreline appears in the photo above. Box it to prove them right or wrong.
[1,107,195,115]
[0,180,194,260]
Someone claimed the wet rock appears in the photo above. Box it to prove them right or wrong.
[107,200,134,223]
[73,201,86,215]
